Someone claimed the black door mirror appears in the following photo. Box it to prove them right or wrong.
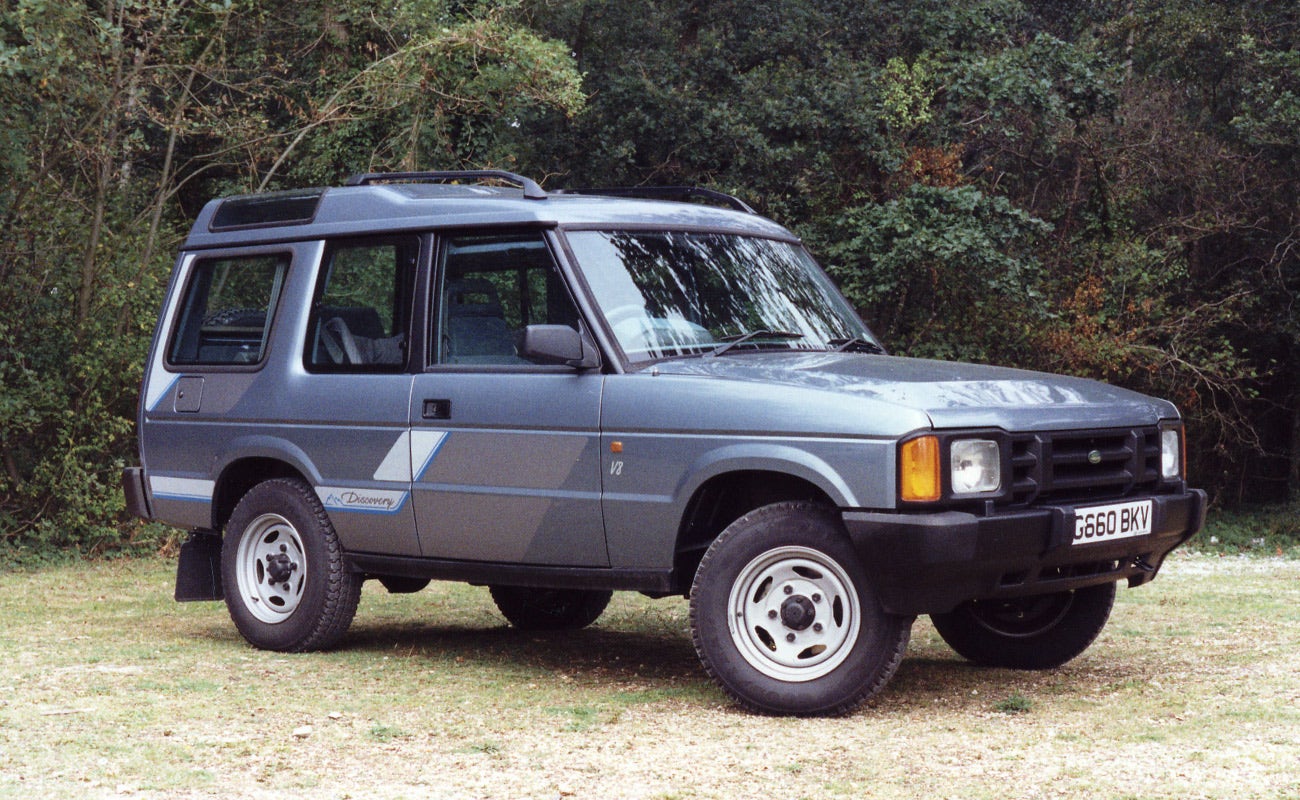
[518,325,599,369]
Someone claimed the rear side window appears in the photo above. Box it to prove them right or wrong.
[168,253,290,366]
[306,236,418,371]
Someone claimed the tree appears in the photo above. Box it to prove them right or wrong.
[0,0,584,556]
[518,0,1297,501]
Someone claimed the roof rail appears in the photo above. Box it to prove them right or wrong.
[557,186,756,214]
[345,170,547,200]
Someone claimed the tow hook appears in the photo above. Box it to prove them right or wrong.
[1132,556,1156,573]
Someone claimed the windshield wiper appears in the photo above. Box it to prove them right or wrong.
[709,330,805,357]
[829,337,886,354]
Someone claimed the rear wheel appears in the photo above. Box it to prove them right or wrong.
[930,582,1116,670]
[489,586,612,631]
[221,479,361,652]
[689,502,912,716]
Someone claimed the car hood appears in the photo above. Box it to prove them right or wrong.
[648,352,1178,431]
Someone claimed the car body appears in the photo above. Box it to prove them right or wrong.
[124,171,1205,715]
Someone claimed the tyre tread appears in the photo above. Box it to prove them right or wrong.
[223,478,361,652]
[689,501,912,716]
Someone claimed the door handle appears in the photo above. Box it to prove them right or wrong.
[422,399,452,420]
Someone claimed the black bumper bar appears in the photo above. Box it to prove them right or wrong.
[843,489,1207,617]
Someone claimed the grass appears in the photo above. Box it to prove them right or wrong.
[1192,502,1300,556]
[1,551,1298,799]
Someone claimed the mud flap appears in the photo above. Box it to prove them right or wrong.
[175,531,223,602]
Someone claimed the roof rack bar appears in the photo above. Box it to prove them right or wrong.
[345,170,547,200]
[558,186,756,214]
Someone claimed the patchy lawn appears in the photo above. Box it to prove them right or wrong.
[1,552,1297,799]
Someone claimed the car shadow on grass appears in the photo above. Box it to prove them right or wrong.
[177,605,1143,711]
[342,618,706,688]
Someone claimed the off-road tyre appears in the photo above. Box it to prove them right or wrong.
[930,582,1117,670]
[689,501,913,716]
[489,586,613,631]
[221,478,361,652]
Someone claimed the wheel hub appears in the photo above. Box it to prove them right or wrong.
[265,551,298,584]
[779,595,817,631]
[234,513,308,624]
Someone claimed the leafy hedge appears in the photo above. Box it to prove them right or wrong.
[2,0,1297,557]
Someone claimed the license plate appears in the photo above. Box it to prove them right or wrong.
[1073,500,1153,545]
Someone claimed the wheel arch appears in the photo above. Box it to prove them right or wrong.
[211,438,319,532]
[672,467,840,594]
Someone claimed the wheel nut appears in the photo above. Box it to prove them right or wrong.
[768,609,778,619]
[813,623,823,633]
[786,633,796,643]
[783,585,793,595]
[812,593,822,603]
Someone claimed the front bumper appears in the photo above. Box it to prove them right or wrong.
[843,489,1207,616]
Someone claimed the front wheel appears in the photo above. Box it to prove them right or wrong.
[221,479,361,652]
[689,502,912,716]
[929,582,1116,670]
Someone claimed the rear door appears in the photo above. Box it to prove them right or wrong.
[292,235,422,556]
[408,230,607,566]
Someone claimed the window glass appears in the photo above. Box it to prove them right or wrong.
[437,232,580,365]
[566,231,880,363]
[168,253,290,365]
[307,237,418,371]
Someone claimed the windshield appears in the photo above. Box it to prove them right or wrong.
[565,230,881,364]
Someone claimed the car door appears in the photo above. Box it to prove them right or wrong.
[294,235,423,557]
[408,230,608,566]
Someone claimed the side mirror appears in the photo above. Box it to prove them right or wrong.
[518,325,600,369]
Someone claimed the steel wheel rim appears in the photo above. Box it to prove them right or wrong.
[726,545,861,682]
[234,512,307,624]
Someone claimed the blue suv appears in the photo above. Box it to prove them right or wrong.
[124,171,1205,715]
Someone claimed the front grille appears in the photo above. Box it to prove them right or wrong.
[1008,427,1162,506]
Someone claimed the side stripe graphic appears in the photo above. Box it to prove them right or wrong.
[150,476,215,502]
[411,431,449,481]
[372,432,412,482]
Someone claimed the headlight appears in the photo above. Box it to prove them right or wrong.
[951,439,1001,495]
[1160,425,1183,480]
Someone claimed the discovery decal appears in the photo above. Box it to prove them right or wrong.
[315,487,410,515]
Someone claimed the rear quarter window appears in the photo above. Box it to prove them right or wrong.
[167,253,291,366]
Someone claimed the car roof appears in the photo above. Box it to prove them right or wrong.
[181,179,798,250]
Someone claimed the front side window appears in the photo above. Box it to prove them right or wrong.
[565,231,879,364]
[436,232,581,366]
[307,237,418,371]
[168,253,290,366]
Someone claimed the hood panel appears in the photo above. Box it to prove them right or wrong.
[650,353,1178,431]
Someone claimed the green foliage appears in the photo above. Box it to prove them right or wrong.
[2,0,1299,559]
[823,185,1051,364]
[525,0,1296,505]
[1232,36,1300,149]
[995,693,1034,714]
[1194,502,1300,557]
[0,0,584,558]
[882,55,940,134]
